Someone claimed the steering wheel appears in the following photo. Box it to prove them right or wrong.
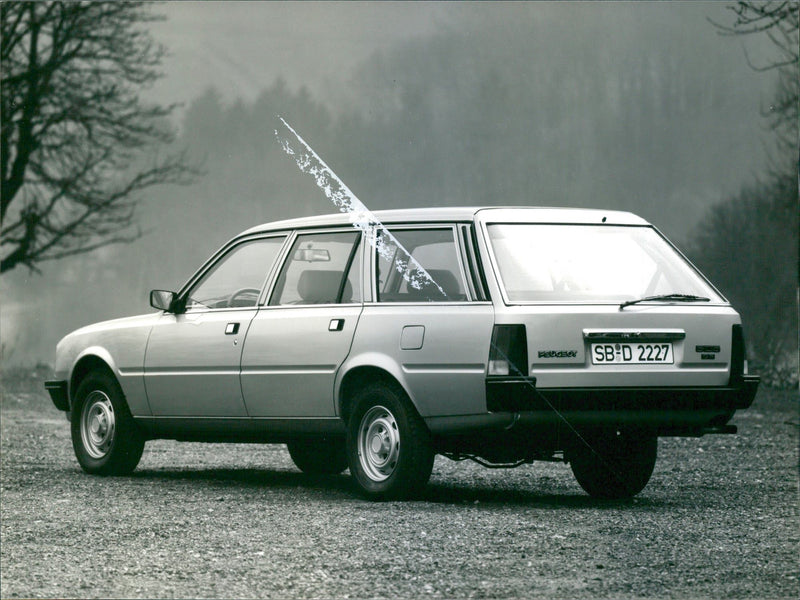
[227,287,261,308]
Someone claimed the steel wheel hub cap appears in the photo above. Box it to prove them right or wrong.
[358,406,400,482]
[81,391,116,459]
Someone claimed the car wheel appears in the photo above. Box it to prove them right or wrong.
[71,371,145,475]
[569,432,657,499]
[287,438,348,475]
[346,382,434,500]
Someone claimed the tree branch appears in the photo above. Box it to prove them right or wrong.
[0,2,201,273]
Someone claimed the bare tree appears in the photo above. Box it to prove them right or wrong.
[712,1,799,174]
[702,1,799,386]
[688,175,798,386]
[1,2,198,274]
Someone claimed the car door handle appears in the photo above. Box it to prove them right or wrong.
[328,319,345,332]
[225,323,240,335]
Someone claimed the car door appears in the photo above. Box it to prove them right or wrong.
[144,235,287,416]
[240,230,363,418]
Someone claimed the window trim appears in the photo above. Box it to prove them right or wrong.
[460,224,490,301]
[337,233,362,303]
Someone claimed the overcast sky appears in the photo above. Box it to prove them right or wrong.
[148,1,453,110]
[147,1,772,114]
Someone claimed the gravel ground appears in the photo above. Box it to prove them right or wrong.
[1,369,797,599]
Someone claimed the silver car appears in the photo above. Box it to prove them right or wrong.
[45,207,758,499]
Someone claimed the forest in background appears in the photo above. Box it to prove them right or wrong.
[2,5,796,384]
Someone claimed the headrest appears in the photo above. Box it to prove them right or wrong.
[297,270,351,304]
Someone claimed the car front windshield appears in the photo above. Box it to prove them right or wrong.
[486,223,723,304]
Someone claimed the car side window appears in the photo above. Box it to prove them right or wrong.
[270,231,361,305]
[185,236,286,310]
[376,228,467,302]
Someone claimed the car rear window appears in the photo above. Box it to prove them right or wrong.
[486,224,723,304]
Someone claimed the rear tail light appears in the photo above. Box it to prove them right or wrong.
[730,324,747,384]
[488,325,528,377]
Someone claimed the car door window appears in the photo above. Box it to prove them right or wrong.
[185,236,286,310]
[270,231,361,305]
[376,228,467,302]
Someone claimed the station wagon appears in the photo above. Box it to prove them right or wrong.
[46,207,759,499]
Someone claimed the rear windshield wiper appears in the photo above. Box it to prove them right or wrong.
[620,293,711,310]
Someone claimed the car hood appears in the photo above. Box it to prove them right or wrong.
[63,312,162,339]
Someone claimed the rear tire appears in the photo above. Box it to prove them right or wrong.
[569,432,657,499]
[287,438,348,475]
[346,382,434,500]
[71,371,144,475]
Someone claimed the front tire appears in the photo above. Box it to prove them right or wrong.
[569,432,657,499]
[287,438,348,475]
[346,382,434,500]
[71,371,145,475]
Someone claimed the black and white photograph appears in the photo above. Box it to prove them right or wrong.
[1,1,798,598]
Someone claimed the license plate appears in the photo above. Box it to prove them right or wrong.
[591,343,673,364]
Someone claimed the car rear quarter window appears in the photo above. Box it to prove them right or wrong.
[376,228,468,302]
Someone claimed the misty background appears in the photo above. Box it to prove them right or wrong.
[1,2,794,373]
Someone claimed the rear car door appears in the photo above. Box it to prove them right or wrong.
[240,229,363,417]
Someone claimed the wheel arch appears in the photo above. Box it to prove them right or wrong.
[337,362,418,424]
[69,350,119,410]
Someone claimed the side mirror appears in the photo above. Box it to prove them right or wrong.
[150,290,178,313]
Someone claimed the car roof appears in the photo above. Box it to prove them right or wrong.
[241,206,649,235]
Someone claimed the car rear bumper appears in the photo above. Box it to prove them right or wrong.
[426,374,759,437]
[486,374,758,411]
[44,380,69,412]
[483,374,759,434]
